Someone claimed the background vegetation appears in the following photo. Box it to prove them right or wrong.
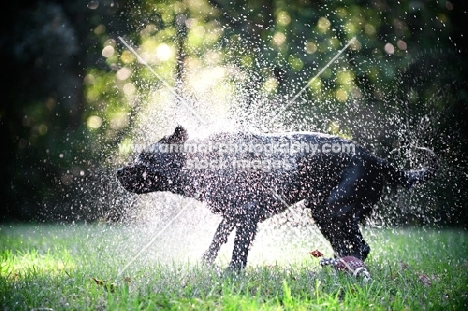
[1,0,467,224]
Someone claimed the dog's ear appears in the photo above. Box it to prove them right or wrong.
[168,126,188,144]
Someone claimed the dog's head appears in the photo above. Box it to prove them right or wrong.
[117,126,188,194]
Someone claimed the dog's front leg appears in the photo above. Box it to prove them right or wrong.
[203,217,236,265]
[229,214,258,270]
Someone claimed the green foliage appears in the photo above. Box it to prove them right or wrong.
[1,0,466,223]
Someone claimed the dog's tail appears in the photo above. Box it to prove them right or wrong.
[383,147,438,189]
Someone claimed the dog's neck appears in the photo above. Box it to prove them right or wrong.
[168,170,199,198]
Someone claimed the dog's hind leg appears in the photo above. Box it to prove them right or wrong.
[311,206,370,260]
[203,217,236,265]
[310,209,349,256]
[311,156,375,260]
[348,215,370,260]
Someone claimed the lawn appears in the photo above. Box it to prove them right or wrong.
[1,222,467,310]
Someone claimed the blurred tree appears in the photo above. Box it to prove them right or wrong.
[0,0,133,221]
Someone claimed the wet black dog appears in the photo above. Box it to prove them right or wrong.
[117,126,437,269]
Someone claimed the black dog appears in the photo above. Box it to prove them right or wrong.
[117,126,437,269]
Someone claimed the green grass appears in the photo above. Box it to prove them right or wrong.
[1,224,467,310]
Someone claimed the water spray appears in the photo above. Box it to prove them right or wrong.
[268,36,356,126]
[117,36,207,125]
[114,35,351,271]
[268,188,334,255]
[116,200,192,279]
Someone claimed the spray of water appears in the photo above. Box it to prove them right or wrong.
[108,35,362,269]
[91,2,466,273]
